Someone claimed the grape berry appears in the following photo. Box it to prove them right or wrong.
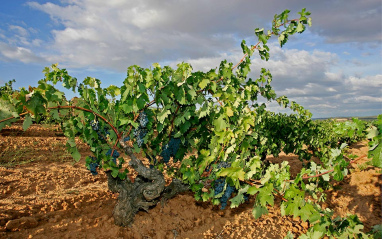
[134,127,147,147]
[213,162,236,209]
[160,137,181,163]
[138,111,149,127]
[90,119,109,142]
[87,112,148,175]
[106,149,120,158]
[88,156,99,175]
[134,111,149,147]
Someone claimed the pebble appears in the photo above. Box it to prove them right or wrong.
[5,217,38,231]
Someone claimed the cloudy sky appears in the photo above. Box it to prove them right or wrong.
[0,0,381,118]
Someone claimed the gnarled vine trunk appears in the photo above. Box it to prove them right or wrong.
[106,140,189,227]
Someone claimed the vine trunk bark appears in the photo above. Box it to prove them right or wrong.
[106,140,189,227]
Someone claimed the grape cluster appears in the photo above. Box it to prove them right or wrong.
[215,161,249,208]
[90,120,109,141]
[138,111,149,128]
[160,137,181,163]
[214,178,236,209]
[213,162,235,209]
[214,178,226,195]
[134,128,147,147]
[88,157,99,176]
[216,161,231,169]
[205,161,230,173]
[103,128,110,136]
[133,111,149,147]
[220,184,236,210]
[106,149,119,165]
[91,120,99,131]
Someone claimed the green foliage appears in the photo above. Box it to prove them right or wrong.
[0,80,19,128]
[0,79,17,99]
[367,115,382,167]
[0,98,19,129]
[371,224,382,239]
[0,8,377,237]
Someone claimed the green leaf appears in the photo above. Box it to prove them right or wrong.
[23,114,33,131]
[67,138,76,147]
[366,126,379,139]
[51,109,60,120]
[258,34,268,44]
[283,232,294,239]
[25,91,47,121]
[299,231,323,239]
[226,107,234,117]
[214,115,228,132]
[372,224,382,238]
[106,85,121,97]
[137,95,147,109]
[119,118,134,127]
[369,141,382,168]
[188,87,197,100]
[111,168,119,178]
[333,164,344,181]
[321,171,330,181]
[198,102,210,118]
[296,22,305,33]
[157,109,171,124]
[246,156,261,178]
[247,186,260,195]
[175,87,186,105]
[0,99,19,130]
[199,79,209,89]
[218,167,245,182]
[120,101,134,114]
[230,186,249,208]
[71,147,81,162]
[257,183,274,207]
[299,202,319,222]
[252,205,268,219]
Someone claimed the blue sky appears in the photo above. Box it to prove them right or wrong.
[0,0,381,118]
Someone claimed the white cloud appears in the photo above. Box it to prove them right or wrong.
[9,25,28,37]
[345,75,382,90]
[130,8,161,29]
[0,42,45,63]
[27,1,243,69]
[308,104,337,109]
[0,0,380,118]
[255,46,340,91]
[344,96,382,103]
[247,46,381,117]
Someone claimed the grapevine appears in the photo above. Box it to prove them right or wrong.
[0,8,381,238]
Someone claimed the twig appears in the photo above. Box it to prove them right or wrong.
[168,103,180,139]
[287,154,368,182]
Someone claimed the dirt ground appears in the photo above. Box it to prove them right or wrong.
[0,124,381,239]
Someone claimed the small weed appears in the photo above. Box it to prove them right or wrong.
[0,148,37,167]
[357,160,372,171]
[332,185,342,191]
[66,190,80,195]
